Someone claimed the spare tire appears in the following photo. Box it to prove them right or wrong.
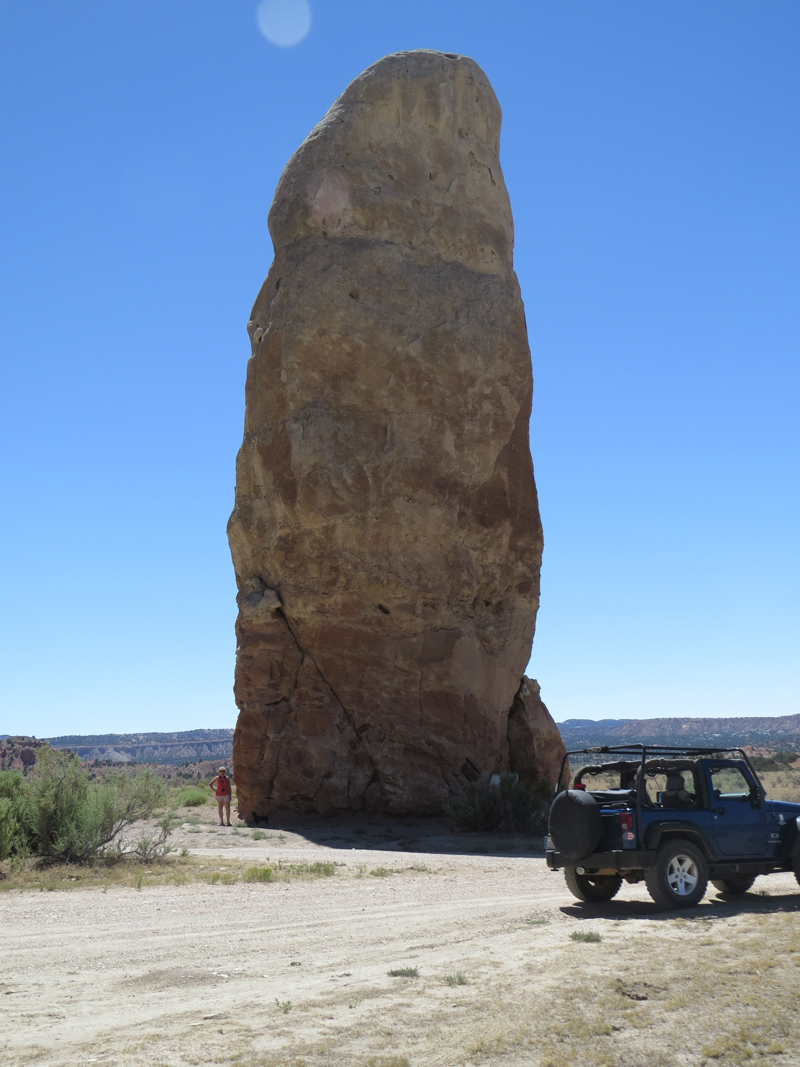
[549,789,603,861]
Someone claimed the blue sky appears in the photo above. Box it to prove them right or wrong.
[1,1,797,736]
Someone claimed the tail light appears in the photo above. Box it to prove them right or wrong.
[620,810,636,844]
[572,783,586,791]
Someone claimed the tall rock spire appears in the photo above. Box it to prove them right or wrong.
[228,50,560,817]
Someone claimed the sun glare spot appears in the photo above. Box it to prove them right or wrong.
[256,0,312,48]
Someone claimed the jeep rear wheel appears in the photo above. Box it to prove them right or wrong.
[564,867,622,902]
[711,875,756,897]
[645,839,708,909]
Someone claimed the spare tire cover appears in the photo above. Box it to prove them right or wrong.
[549,789,603,860]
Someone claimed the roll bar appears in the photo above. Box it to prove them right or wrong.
[553,744,764,840]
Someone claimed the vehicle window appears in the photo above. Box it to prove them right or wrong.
[574,771,619,790]
[644,774,667,804]
[642,765,701,809]
[710,765,752,800]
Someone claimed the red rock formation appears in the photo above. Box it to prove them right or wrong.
[0,737,49,771]
[229,50,563,817]
[507,678,568,789]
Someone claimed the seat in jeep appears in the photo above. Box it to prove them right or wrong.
[661,773,696,809]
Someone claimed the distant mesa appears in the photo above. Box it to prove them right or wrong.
[228,50,565,819]
[44,729,233,767]
[558,714,800,751]
[0,732,234,774]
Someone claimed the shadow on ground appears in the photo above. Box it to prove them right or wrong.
[560,889,800,922]
[244,811,546,859]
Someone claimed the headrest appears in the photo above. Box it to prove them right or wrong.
[666,773,686,791]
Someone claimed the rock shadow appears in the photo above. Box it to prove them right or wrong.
[246,811,546,859]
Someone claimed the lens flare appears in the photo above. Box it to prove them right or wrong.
[256,0,312,48]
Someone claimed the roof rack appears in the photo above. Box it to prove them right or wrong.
[555,743,759,794]
[564,744,749,758]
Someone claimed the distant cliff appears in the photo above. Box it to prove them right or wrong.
[45,729,233,765]
[558,714,800,751]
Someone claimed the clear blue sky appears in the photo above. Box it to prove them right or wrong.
[1,1,797,736]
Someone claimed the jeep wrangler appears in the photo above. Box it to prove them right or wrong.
[546,745,800,909]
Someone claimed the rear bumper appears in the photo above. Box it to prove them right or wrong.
[546,849,655,872]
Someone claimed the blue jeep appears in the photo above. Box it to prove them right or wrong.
[545,744,800,909]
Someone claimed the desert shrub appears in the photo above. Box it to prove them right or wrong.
[273,861,336,880]
[0,772,25,860]
[244,865,274,883]
[293,861,335,877]
[448,773,551,833]
[175,786,208,808]
[0,796,21,860]
[570,930,601,943]
[0,770,23,800]
[0,749,169,863]
[129,815,175,860]
[751,752,799,772]
[388,966,419,978]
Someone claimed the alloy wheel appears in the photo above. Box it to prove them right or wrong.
[666,854,698,896]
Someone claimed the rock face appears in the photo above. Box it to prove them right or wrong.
[0,737,48,771]
[229,50,562,817]
[507,679,568,790]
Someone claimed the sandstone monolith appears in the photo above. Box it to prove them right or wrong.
[229,50,564,817]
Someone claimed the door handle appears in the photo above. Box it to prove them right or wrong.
[713,807,727,816]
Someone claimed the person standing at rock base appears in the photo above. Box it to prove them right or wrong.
[210,767,232,826]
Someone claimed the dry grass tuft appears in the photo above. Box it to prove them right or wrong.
[0,854,340,892]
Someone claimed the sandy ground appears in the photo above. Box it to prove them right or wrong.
[2,813,800,1067]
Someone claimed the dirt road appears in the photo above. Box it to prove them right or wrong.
[3,819,800,1066]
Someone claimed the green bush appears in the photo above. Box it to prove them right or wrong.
[570,930,602,943]
[447,773,551,833]
[751,752,799,772]
[0,770,23,800]
[175,786,208,808]
[0,749,169,863]
[297,861,335,877]
[0,796,21,860]
[0,772,24,859]
[244,865,274,883]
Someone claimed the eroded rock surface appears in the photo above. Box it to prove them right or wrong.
[507,678,568,790]
[229,50,559,817]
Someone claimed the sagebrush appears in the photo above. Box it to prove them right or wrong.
[175,786,208,808]
[447,773,551,833]
[0,749,169,862]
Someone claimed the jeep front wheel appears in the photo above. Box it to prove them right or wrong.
[645,840,708,909]
[564,867,622,902]
[711,875,756,897]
